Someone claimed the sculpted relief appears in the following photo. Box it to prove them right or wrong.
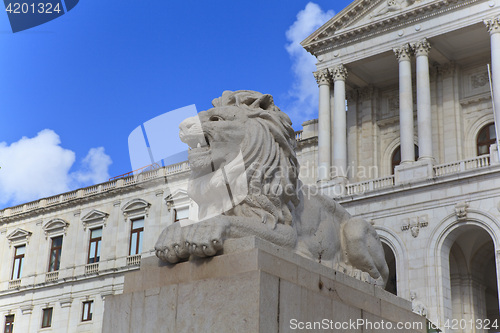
[372,0,422,18]
[154,90,389,287]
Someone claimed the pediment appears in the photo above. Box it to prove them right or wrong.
[165,189,190,210]
[7,228,32,244]
[165,189,189,201]
[302,0,463,54]
[122,199,151,218]
[43,219,69,237]
[81,210,109,229]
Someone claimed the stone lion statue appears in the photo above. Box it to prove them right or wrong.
[155,90,389,287]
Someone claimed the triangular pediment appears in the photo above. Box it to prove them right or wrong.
[81,210,109,223]
[7,228,32,243]
[302,0,456,54]
[165,189,190,210]
[166,189,189,202]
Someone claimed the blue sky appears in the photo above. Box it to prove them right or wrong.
[0,0,352,208]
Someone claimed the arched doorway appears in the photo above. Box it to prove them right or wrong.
[445,225,499,332]
[382,242,397,295]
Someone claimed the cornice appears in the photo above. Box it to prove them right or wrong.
[459,92,492,105]
[0,175,174,224]
[304,0,482,56]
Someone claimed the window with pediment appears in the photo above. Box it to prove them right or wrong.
[81,210,109,231]
[165,189,191,223]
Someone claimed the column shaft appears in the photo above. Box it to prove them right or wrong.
[485,18,500,151]
[414,39,433,160]
[394,45,415,164]
[332,65,348,178]
[314,69,332,181]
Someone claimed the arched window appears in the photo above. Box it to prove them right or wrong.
[391,145,419,174]
[477,123,496,156]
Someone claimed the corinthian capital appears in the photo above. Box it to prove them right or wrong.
[412,38,431,57]
[313,69,331,86]
[332,64,348,82]
[393,44,412,62]
[484,17,500,35]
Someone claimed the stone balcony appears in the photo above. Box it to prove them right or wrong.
[0,253,146,294]
[337,152,500,203]
[0,161,191,220]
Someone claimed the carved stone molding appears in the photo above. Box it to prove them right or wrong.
[332,64,348,82]
[484,17,500,35]
[471,72,489,89]
[455,201,469,220]
[401,215,428,238]
[393,44,412,62]
[304,0,478,55]
[121,198,151,221]
[81,209,109,230]
[42,218,69,238]
[6,228,32,247]
[313,69,331,86]
[412,38,431,57]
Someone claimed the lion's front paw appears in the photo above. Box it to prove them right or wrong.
[183,219,228,258]
[154,222,190,263]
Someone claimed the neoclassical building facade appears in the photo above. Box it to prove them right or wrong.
[300,0,500,331]
[0,165,194,332]
[2,0,500,332]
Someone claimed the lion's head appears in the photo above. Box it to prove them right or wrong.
[179,90,299,227]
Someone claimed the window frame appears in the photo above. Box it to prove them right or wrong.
[4,314,14,333]
[11,245,25,280]
[48,236,63,272]
[476,122,496,156]
[81,301,93,322]
[41,307,53,328]
[174,207,189,222]
[87,228,102,264]
[391,144,419,174]
[129,218,144,256]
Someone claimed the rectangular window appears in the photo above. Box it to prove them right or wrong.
[87,228,102,264]
[129,219,144,256]
[11,245,25,280]
[48,236,63,272]
[174,207,189,222]
[4,315,14,333]
[81,301,93,322]
[41,308,52,328]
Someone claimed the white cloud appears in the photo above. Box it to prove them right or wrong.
[72,147,112,185]
[285,2,334,123]
[0,129,112,207]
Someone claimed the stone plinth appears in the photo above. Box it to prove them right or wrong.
[395,159,434,185]
[103,237,426,333]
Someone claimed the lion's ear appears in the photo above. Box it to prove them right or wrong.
[250,94,274,110]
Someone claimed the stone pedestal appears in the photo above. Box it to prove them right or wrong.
[103,237,426,333]
[395,160,435,185]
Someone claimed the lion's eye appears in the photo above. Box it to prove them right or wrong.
[209,115,224,122]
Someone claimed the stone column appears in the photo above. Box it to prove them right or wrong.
[485,18,500,152]
[394,44,415,164]
[413,39,433,161]
[332,64,348,178]
[314,69,332,181]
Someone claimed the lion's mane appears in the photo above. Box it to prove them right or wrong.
[210,90,300,228]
